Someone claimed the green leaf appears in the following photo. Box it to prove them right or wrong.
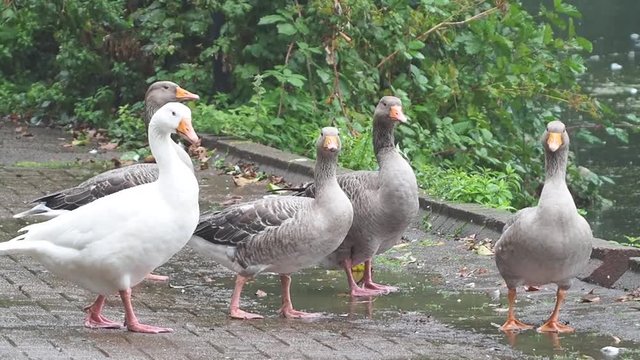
[407,40,425,50]
[553,0,581,18]
[576,37,593,53]
[286,77,304,87]
[277,23,297,36]
[258,14,285,25]
[316,69,331,83]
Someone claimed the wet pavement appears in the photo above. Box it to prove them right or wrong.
[0,122,639,359]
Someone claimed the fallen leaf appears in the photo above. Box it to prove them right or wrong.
[459,233,478,242]
[233,175,260,187]
[392,243,410,249]
[269,175,286,185]
[71,138,88,147]
[255,290,267,298]
[580,290,600,303]
[475,244,494,256]
[615,287,640,302]
[99,142,118,150]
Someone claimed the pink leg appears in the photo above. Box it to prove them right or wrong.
[342,258,387,297]
[119,288,173,333]
[145,273,169,282]
[279,274,321,319]
[362,259,398,293]
[229,275,263,320]
[84,295,123,329]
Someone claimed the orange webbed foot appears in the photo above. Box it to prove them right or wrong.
[537,320,574,333]
[500,318,534,332]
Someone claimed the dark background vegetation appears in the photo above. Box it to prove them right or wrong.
[1,0,634,211]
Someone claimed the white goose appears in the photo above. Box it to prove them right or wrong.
[1,102,200,333]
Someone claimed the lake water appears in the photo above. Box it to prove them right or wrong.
[524,0,640,244]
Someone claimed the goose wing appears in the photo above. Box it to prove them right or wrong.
[31,163,159,210]
[194,197,308,247]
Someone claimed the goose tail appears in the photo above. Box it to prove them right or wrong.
[13,203,69,219]
[0,233,36,255]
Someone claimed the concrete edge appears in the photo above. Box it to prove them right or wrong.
[200,134,640,290]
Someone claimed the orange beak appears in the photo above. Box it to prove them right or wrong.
[323,135,339,152]
[176,117,200,145]
[175,86,200,101]
[389,105,407,123]
[547,132,563,152]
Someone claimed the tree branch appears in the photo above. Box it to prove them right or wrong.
[277,41,296,117]
[376,6,499,69]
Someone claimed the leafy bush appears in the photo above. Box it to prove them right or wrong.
[417,163,523,210]
[1,0,632,210]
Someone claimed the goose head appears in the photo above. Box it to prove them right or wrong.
[375,96,408,125]
[150,102,199,145]
[146,81,200,105]
[542,120,569,153]
[317,127,341,156]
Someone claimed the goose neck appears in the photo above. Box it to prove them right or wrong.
[148,125,187,179]
[313,152,339,196]
[144,102,160,126]
[544,146,568,184]
[373,119,397,161]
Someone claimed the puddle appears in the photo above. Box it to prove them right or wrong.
[191,269,639,359]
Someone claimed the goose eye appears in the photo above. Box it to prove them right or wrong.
[171,111,176,116]
[382,101,387,106]
[163,85,169,90]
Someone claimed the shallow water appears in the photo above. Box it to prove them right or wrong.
[193,269,637,359]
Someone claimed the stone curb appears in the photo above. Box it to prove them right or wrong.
[200,134,640,290]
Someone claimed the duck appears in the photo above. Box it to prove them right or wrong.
[0,102,200,333]
[188,127,353,319]
[13,81,199,219]
[299,96,419,297]
[494,120,592,333]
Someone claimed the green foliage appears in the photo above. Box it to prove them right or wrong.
[0,0,628,211]
[417,163,523,210]
[623,236,640,249]
[109,102,147,148]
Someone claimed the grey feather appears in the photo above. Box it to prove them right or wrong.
[494,121,592,290]
[190,127,354,277]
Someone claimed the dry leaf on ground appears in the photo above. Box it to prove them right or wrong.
[580,289,601,303]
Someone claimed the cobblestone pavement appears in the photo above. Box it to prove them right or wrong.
[0,123,638,360]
